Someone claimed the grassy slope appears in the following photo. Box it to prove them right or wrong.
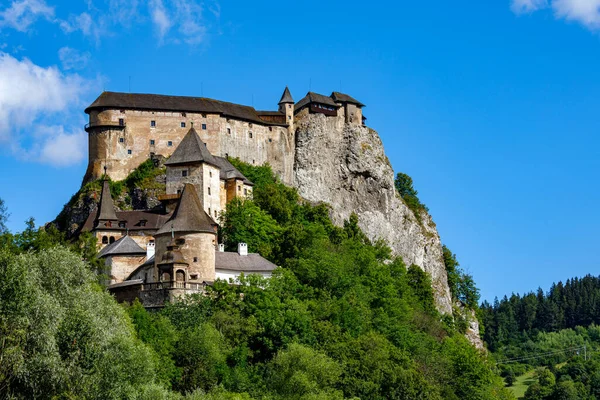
[508,370,537,399]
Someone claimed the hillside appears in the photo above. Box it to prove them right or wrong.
[0,164,512,399]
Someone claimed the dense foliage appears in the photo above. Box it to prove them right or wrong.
[483,276,600,398]
[0,161,512,399]
[482,275,600,352]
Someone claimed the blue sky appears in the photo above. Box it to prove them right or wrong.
[0,0,599,302]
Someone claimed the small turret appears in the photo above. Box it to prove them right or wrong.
[278,86,294,130]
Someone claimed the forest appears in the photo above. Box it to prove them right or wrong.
[0,162,512,399]
[483,275,600,399]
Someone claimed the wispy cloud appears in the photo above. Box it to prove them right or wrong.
[511,0,600,31]
[0,51,95,167]
[511,0,548,14]
[148,0,218,45]
[58,46,91,70]
[149,0,172,42]
[0,0,54,32]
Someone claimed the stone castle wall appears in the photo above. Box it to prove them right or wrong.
[86,108,295,184]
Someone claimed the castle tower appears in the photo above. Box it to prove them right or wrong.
[93,179,122,247]
[153,184,218,283]
[164,127,222,219]
[278,86,294,131]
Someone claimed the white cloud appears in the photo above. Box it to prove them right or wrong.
[552,0,600,30]
[37,125,87,166]
[511,0,549,14]
[149,0,172,41]
[0,0,54,32]
[511,0,600,31]
[58,46,91,70]
[0,51,92,167]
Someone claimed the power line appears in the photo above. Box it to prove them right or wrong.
[496,346,586,364]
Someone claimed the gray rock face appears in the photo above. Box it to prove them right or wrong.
[293,114,453,315]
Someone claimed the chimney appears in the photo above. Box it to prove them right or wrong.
[218,243,225,252]
[147,240,155,260]
[237,243,248,256]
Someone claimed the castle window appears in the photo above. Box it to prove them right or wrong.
[208,207,211,215]
[249,123,253,128]
[288,104,292,109]
[238,186,241,192]
[109,236,115,244]
[120,109,125,113]
[193,257,198,263]
[182,170,188,177]
[208,187,211,195]
[119,137,124,143]
[181,112,186,117]
[209,171,212,178]
[102,236,108,244]
[225,153,228,157]
[119,118,124,126]
[214,210,217,217]
[150,120,156,127]
[202,124,207,130]
[168,141,173,146]
[181,122,186,128]
[202,114,206,118]
[269,127,272,131]
[150,139,155,145]
[268,138,272,143]
[227,128,231,134]
[191,274,198,280]
[127,149,132,155]
[244,188,247,195]
[288,116,292,120]
[118,221,126,228]
[249,132,253,139]
[177,189,181,195]
[176,238,185,245]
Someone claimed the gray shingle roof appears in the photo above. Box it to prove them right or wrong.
[85,91,272,125]
[155,184,217,236]
[96,180,118,222]
[215,252,278,272]
[164,127,219,167]
[278,87,294,104]
[294,92,339,111]
[98,235,146,258]
[213,156,253,185]
[331,92,365,107]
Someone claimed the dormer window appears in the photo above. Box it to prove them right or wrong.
[150,120,156,127]
[118,221,127,228]
[139,220,147,227]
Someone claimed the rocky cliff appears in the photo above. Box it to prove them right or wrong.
[293,114,453,315]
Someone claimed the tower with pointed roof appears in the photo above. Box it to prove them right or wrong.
[93,178,123,247]
[278,86,294,132]
[164,126,222,220]
[153,183,218,284]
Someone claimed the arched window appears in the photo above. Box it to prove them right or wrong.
[102,236,108,244]
[162,272,171,282]
[109,236,116,244]
[176,270,185,282]
[249,132,253,139]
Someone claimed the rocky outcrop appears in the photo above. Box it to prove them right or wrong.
[293,114,453,315]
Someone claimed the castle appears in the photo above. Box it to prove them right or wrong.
[81,87,366,307]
